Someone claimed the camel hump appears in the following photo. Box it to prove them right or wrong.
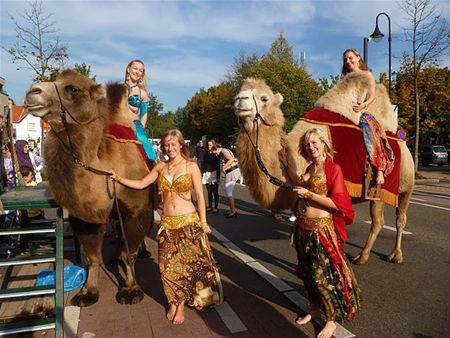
[314,71,397,132]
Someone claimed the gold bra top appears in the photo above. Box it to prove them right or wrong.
[299,174,328,196]
[158,172,192,194]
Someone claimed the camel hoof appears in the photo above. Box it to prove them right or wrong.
[352,253,368,265]
[116,287,144,305]
[387,252,403,264]
[71,287,99,307]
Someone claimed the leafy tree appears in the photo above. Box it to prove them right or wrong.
[399,0,449,171]
[73,62,96,81]
[145,92,165,138]
[396,60,449,144]
[3,0,69,82]
[318,75,341,93]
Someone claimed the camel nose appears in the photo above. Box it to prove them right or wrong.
[27,86,42,96]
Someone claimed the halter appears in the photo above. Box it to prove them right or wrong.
[241,94,295,190]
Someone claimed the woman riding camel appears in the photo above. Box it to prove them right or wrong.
[342,48,395,186]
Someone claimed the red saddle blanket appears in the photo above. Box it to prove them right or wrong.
[302,108,401,207]
[106,123,152,171]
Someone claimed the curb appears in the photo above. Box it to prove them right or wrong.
[415,178,440,184]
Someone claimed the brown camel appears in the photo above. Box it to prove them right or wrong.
[234,74,415,265]
[24,70,154,306]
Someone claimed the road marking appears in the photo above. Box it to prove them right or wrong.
[363,221,412,235]
[215,301,248,333]
[64,306,80,338]
[410,201,450,211]
[211,228,356,338]
[410,197,426,201]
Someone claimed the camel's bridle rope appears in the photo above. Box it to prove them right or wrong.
[51,83,136,279]
[241,94,295,190]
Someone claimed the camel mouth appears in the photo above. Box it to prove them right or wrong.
[25,103,50,117]
[234,109,254,118]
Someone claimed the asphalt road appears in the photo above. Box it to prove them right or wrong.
[207,165,450,338]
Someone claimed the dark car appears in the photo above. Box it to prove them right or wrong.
[418,144,448,166]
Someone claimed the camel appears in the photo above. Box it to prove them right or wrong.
[234,73,415,265]
[24,70,154,306]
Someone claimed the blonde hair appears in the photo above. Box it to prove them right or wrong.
[300,128,334,159]
[341,49,369,76]
[125,59,148,92]
[161,129,190,159]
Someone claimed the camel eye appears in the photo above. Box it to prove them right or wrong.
[65,85,81,94]
[260,95,269,103]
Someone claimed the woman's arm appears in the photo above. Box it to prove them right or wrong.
[222,150,234,172]
[355,71,376,111]
[191,162,211,233]
[293,186,338,210]
[140,91,149,126]
[110,162,163,189]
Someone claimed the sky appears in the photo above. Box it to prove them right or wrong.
[1,0,449,113]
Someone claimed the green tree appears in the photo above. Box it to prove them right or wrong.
[73,62,96,81]
[399,0,449,171]
[145,92,164,138]
[3,0,69,82]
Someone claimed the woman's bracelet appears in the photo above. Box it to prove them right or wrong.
[200,221,209,229]
[116,175,121,183]
[303,191,314,200]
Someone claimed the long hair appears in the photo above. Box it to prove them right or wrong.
[124,59,148,92]
[300,128,334,160]
[341,49,368,76]
[161,129,191,159]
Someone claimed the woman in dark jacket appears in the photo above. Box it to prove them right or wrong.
[202,140,221,213]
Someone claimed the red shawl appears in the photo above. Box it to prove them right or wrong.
[325,156,354,243]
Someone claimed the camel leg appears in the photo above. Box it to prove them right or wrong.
[353,200,385,265]
[69,216,105,307]
[116,208,154,304]
[387,191,410,263]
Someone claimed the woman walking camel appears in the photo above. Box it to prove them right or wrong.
[281,128,361,338]
[110,129,222,324]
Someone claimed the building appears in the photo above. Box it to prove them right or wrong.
[12,105,43,154]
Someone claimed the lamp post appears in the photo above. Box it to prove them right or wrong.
[370,12,392,97]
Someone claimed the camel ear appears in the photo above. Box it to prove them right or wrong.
[90,84,105,101]
[274,93,284,106]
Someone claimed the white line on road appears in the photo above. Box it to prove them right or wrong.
[410,197,426,201]
[363,221,412,235]
[410,201,450,211]
[211,228,356,338]
[214,301,248,333]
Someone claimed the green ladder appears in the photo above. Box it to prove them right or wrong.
[0,184,64,337]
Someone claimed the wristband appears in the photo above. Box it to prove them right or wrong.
[200,221,209,229]
[303,191,314,200]
[116,175,121,183]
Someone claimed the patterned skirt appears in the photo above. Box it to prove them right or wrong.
[293,215,361,323]
[359,112,395,175]
[157,212,223,309]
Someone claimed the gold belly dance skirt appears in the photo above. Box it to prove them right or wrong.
[293,215,361,323]
[157,212,223,309]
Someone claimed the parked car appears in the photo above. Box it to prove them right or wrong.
[418,144,448,166]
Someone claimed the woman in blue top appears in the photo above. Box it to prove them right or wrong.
[125,59,156,162]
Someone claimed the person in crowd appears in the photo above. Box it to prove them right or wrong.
[125,59,156,162]
[2,145,14,190]
[109,129,222,325]
[194,139,206,173]
[342,48,394,186]
[15,140,45,183]
[18,166,44,255]
[210,143,240,218]
[202,139,221,213]
[280,128,361,338]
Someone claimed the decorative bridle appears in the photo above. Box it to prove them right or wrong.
[239,93,295,190]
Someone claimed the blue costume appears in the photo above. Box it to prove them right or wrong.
[128,86,156,161]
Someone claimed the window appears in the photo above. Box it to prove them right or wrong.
[28,122,37,132]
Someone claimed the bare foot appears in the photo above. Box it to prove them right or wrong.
[296,313,312,325]
[296,307,320,325]
[166,304,176,321]
[376,170,385,185]
[172,302,185,325]
[317,320,336,338]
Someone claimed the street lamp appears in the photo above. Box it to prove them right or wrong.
[370,12,392,97]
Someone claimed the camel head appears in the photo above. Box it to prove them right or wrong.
[25,69,105,127]
[234,78,285,133]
